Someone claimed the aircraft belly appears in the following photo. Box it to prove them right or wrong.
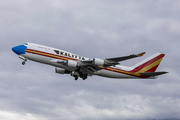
[24,53,135,78]
[48,60,76,71]
[23,53,76,71]
[97,69,136,78]
[23,53,50,64]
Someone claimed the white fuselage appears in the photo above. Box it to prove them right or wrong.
[21,43,138,79]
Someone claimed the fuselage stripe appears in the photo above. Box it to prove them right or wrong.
[25,48,148,78]
[138,57,164,73]
[25,49,79,61]
[135,54,165,70]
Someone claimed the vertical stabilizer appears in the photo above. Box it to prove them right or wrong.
[132,53,165,73]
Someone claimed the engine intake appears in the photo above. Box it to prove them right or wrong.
[55,68,70,74]
[66,60,78,68]
[93,58,105,66]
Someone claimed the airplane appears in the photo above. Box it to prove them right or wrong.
[12,43,168,80]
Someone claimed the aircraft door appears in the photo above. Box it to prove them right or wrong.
[45,46,50,51]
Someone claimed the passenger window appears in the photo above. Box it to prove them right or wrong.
[54,50,59,54]
[65,53,67,56]
[82,57,85,60]
[68,53,71,57]
[72,55,74,58]
[75,55,77,58]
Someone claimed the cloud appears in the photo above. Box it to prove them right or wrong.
[0,110,46,120]
[0,0,180,120]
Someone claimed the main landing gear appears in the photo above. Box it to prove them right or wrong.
[73,73,88,80]
[80,73,88,80]
[74,75,78,80]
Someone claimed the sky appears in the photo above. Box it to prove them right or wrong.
[0,0,180,120]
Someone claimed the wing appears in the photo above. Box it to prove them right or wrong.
[52,52,146,80]
[78,52,146,73]
[106,52,146,62]
[78,60,102,73]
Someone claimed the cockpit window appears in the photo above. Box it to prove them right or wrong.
[24,43,28,45]
[54,50,59,54]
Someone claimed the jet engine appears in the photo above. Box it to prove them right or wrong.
[66,60,78,68]
[55,68,70,74]
[93,58,105,66]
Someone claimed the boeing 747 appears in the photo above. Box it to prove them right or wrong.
[12,43,168,80]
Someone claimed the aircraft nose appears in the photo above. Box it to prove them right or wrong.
[12,45,27,55]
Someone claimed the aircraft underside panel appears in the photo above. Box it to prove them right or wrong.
[96,69,137,79]
[23,53,50,64]
[23,53,77,71]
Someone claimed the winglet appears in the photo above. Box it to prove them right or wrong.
[138,52,146,57]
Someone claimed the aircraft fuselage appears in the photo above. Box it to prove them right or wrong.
[12,43,167,80]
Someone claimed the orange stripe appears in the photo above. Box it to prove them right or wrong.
[138,57,164,73]
[138,52,146,56]
[25,49,79,61]
[135,54,165,71]
[100,66,147,78]
[25,49,149,78]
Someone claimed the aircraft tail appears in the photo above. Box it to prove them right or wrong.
[132,53,168,76]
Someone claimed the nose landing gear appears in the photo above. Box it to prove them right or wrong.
[19,56,27,65]
[22,60,26,65]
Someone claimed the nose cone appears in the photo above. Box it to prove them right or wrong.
[12,45,27,55]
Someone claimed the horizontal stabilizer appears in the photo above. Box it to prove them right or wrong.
[139,71,168,76]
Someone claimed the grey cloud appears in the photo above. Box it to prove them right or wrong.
[0,0,180,120]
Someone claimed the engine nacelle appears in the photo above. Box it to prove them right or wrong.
[66,60,78,68]
[93,58,105,66]
[55,68,70,74]
[70,71,79,76]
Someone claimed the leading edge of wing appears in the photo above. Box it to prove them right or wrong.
[106,52,146,62]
